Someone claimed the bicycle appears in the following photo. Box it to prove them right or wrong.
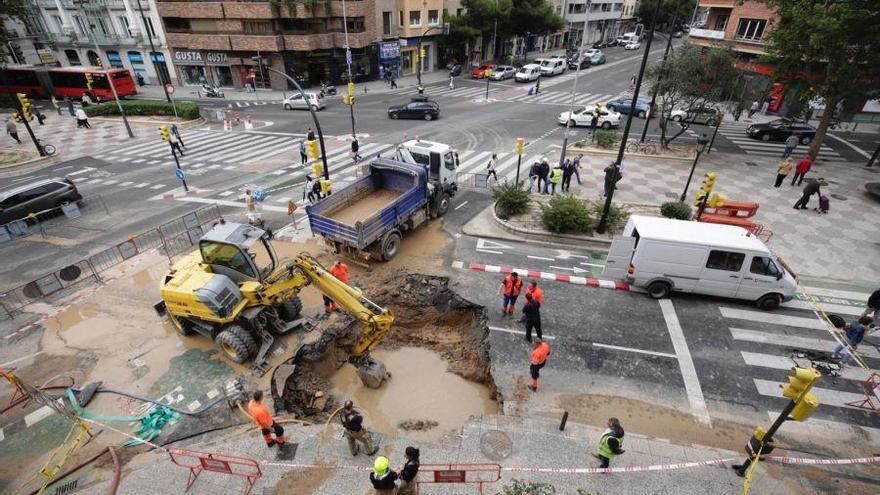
[37,140,56,156]
[625,139,657,155]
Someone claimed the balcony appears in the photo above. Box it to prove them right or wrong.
[688,28,726,40]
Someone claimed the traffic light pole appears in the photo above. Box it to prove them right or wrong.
[515,154,522,186]
[134,0,172,102]
[680,150,703,202]
[170,142,188,192]
[560,2,591,168]
[341,0,357,138]
[14,105,46,157]
[734,401,795,477]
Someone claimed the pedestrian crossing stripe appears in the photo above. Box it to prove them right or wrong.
[782,299,863,317]
[753,378,868,409]
[505,91,614,106]
[730,327,880,359]
[106,131,303,166]
[719,307,827,330]
[740,351,870,382]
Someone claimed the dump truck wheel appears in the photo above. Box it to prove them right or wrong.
[216,325,254,363]
[436,193,451,217]
[381,231,402,261]
[278,296,303,321]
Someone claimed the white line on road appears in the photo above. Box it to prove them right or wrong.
[170,196,289,212]
[659,299,712,425]
[528,255,555,261]
[740,351,869,382]
[133,183,149,188]
[119,181,134,186]
[476,248,503,255]
[782,299,864,317]
[801,286,871,302]
[454,201,469,210]
[579,262,605,267]
[753,379,868,409]
[149,184,165,190]
[67,167,95,176]
[592,342,676,359]
[719,307,826,330]
[729,327,880,359]
[54,166,73,171]
[489,326,556,340]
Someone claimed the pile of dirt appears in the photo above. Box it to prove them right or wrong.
[398,419,439,431]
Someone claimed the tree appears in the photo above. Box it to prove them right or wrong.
[0,0,28,63]
[758,0,880,160]
[507,0,565,38]
[636,0,697,30]
[646,43,742,149]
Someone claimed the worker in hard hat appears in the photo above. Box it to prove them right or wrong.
[340,400,377,456]
[370,456,399,494]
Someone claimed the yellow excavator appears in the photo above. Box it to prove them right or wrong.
[154,220,394,382]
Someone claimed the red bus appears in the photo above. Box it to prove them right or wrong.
[0,66,138,100]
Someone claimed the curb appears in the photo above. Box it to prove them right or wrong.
[0,152,56,173]
[90,116,205,128]
[569,146,695,163]
[452,260,629,291]
[491,202,613,247]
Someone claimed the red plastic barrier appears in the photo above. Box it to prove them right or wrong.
[415,463,501,494]
[168,448,262,495]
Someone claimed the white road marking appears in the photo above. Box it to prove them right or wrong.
[149,184,166,190]
[119,181,134,186]
[452,260,464,269]
[219,190,235,197]
[800,286,871,302]
[528,255,555,261]
[767,411,880,441]
[169,196,289,212]
[206,389,220,400]
[454,201,469,210]
[476,248,503,255]
[740,351,869,382]
[579,262,605,267]
[719,307,826,330]
[659,299,711,425]
[729,327,880,359]
[133,183,149,188]
[54,166,73,171]
[102,180,118,185]
[592,342,676,359]
[0,427,4,443]
[549,265,573,271]
[782,299,863,316]
[24,405,56,427]
[489,326,556,340]
[67,167,95,176]
[753,379,869,409]
[187,400,202,412]
[476,238,512,251]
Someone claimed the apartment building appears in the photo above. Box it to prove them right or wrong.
[373,0,445,78]
[564,1,625,47]
[688,0,775,57]
[3,0,174,85]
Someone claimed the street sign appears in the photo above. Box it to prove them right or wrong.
[165,83,175,95]
[345,49,352,66]
[175,169,186,181]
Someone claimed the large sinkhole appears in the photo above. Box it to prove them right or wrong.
[272,273,500,440]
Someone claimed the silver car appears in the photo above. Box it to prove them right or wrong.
[489,65,516,81]
[282,92,325,111]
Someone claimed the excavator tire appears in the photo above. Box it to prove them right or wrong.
[216,325,256,363]
[278,296,303,322]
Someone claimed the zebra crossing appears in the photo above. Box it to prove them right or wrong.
[505,90,615,106]
[720,287,878,429]
[398,85,504,99]
[706,122,847,162]
[50,166,170,192]
[399,83,615,107]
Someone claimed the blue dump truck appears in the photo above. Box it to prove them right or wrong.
[306,140,460,260]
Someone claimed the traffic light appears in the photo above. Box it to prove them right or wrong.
[12,113,21,122]
[347,82,355,97]
[420,48,426,59]
[693,191,707,207]
[307,139,319,160]
[700,172,717,194]
[17,93,33,122]
[515,137,525,155]
[707,193,725,208]
[343,95,355,105]
[780,366,820,422]
[85,73,94,90]
[789,392,819,421]
[158,125,171,141]
[95,57,103,68]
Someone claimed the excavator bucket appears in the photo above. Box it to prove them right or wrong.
[356,359,390,389]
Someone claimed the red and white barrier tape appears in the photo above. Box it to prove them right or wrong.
[456,261,630,292]
[765,455,880,466]
[798,285,872,371]
[502,457,735,474]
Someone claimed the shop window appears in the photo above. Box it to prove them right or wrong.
[213,66,233,87]
[106,50,124,68]
[179,65,207,85]
[128,50,146,77]
[164,17,190,32]
[243,21,273,34]
[409,11,421,27]
[735,18,766,41]
[87,50,100,66]
[346,17,365,33]
[64,49,81,65]
[428,10,439,25]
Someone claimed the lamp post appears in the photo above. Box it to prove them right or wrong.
[639,10,679,143]
[680,134,710,202]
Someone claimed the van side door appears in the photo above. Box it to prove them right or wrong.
[695,249,746,297]
[602,235,636,280]
[737,255,783,300]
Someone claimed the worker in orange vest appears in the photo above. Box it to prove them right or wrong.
[247,390,285,447]
[323,260,350,313]
[520,280,544,322]
[529,339,551,392]
[496,271,523,316]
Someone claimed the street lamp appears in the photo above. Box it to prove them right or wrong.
[416,24,447,87]
[134,0,171,103]
[680,134,710,202]
[341,0,357,138]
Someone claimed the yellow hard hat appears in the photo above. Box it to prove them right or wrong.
[373,456,389,475]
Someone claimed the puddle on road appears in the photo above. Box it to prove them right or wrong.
[328,347,498,441]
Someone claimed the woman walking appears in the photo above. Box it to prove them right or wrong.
[397,446,421,495]
[774,157,792,188]
[594,417,626,469]
[487,153,498,182]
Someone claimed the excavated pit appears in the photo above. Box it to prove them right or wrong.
[274,272,500,440]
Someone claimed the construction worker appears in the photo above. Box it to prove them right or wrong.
[369,456,398,494]
[528,338,550,391]
[247,390,285,447]
[397,446,421,495]
[522,292,542,342]
[496,271,522,317]
[594,418,625,469]
[323,260,350,313]
[520,281,544,323]
[340,400,377,456]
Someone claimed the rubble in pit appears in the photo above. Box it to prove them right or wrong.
[270,272,499,421]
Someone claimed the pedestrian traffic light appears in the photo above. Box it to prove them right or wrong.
[693,191,707,207]
[781,366,820,402]
[707,193,725,208]
[307,139,319,160]
[515,137,525,155]
[158,125,171,142]
[347,82,355,97]
[17,93,33,122]
[85,73,94,90]
[789,391,819,421]
[700,172,717,194]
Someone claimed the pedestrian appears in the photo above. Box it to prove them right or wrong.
[774,157,792,188]
[793,177,826,210]
[66,97,75,117]
[748,100,759,118]
[449,74,455,89]
[245,188,256,214]
[525,280,544,304]
[561,159,575,192]
[528,338,550,391]
[487,153,498,182]
[340,400,377,456]
[351,137,362,163]
[305,175,319,203]
[497,271,523,316]
[527,160,541,192]
[170,133,184,156]
[81,93,92,106]
[369,456,398,494]
[389,72,398,89]
[36,111,47,125]
[791,156,812,186]
[397,446,420,495]
[603,162,621,197]
[761,96,771,115]
[832,316,873,365]
[538,158,550,194]
[782,134,798,158]
[51,95,61,116]
[75,107,91,128]
[6,119,21,144]
[300,140,308,164]
[629,73,636,89]
[535,74,541,95]
[549,164,563,195]
[594,418,625,469]
[171,123,185,147]
[522,293,542,343]
[572,153,583,185]
[323,260,349,313]
[307,127,316,141]
[246,390,286,447]
[862,289,880,320]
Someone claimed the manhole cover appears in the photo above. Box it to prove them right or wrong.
[829,193,847,201]
[745,161,758,167]
[480,430,513,460]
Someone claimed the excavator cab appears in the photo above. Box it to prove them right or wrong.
[199,222,277,283]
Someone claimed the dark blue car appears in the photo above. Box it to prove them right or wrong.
[605,98,655,119]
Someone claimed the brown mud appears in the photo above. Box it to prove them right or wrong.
[325,189,402,225]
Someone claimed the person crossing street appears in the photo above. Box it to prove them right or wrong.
[323,260,350,313]
[522,292,542,342]
[497,271,523,316]
[171,124,185,147]
[300,140,308,164]
[340,400,378,456]
[528,338,550,391]
[247,390,285,448]
[487,153,498,182]
[6,119,21,144]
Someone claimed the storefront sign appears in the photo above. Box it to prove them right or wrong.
[174,51,203,63]
[37,49,57,64]
[379,41,400,60]
[205,52,228,65]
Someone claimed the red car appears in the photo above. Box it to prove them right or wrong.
[471,63,496,79]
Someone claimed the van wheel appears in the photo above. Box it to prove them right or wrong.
[215,325,256,363]
[381,231,402,261]
[757,294,782,311]
[647,281,671,299]
[601,121,612,130]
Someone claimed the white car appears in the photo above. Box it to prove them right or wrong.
[557,106,621,129]
[540,58,566,76]
[624,41,641,50]
[282,92,324,111]
[489,65,517,81]
[515,64,542,82]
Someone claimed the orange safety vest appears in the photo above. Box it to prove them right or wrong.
[330,263,350,284]
[247,400,274,429]
[502,275,523,297]
[531,342,551,365]
[526,286,544,304]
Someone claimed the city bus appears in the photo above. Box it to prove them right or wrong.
[0,66,138,100]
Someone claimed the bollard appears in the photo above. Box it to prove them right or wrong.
[559,411,568,431]
[246,112,252,125]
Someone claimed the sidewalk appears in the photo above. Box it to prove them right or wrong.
[75,414,796,495]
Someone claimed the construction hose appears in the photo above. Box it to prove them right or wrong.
[95,387,235,416]
[25,448,114,495]
[107,446,121,495]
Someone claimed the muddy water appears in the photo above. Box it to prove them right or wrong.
[328,347,498,441]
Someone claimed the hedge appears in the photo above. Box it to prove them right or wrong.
[84,100,201,120]
[493,182,531,220]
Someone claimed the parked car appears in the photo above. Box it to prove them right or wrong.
[568,58,591,70]
[448,63,463,76]
[282,92,324,111]
[624,41,642,50]
[557,106,621,129]
[388,100,440,120]
[540,58,566,76]
[672,30,684,38]
[515,64,542,82]
[746,118,816,144]
[585,49,606,65]
[0,178,82,224]
[471,63,496,79]
[669,106,718,125]
[489,65,516,80]
[606,98,654,118]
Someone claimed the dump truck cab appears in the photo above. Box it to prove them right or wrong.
[395,139,459,190]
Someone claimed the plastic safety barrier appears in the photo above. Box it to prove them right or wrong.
[168,448,262,495]
[415,463,501,494]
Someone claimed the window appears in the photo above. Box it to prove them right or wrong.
[750,257,781,277]
[346,17,365,33]
[243,21,272,34]
[382,11,391,35]
[714,14,729,31]
[706,250,745,272]
[569,3,586,14]
[106,50,124,68]
[201,242,256,278]
[73,16,88,35]
[614,3,622,11]
[399,10,404,26]
[164,17,191,31]
[457,8,463,16]
[52,15,63,33]
[145,16,157,37]
[444,152,456,171]
[735,18,766,41]
[119,16,131,36]
[409,10,421,27]
[65,49,81,66]
[428,10,439,25]
[602,3,612,12]
[96,17,113,36]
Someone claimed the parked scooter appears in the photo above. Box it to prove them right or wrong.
[201,84,225,98]
[320,81,337,97]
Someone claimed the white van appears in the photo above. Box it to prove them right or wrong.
[540,58,566,76]
[617,33,638,45]
[603,216,798,310]
[515,64,542,82]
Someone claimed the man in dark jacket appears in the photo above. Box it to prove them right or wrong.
[538,158,550,194]
[340,401,377,456]
[561,159,575,192]
[603,162,621,197]
[528,161,541,192]
[522,292,542,342]
[863,289,880,320]
[397,446,420,495]
[369,456,398,494]
[793,177,826,209]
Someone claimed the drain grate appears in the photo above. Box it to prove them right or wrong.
[745,161,759,167]
[480,430,513,460]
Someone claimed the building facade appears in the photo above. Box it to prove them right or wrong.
[688,0,775,57]
[564,1,626,47]
[6,0,175,85]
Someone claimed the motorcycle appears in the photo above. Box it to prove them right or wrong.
[320,82,337,97]
[201,84,225,98]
